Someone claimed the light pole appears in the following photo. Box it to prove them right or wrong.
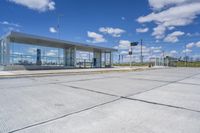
[184,44,187,67]
[129,49,132,67]
[162,50,165,66]
[140,39,143,63]
[56,14,64,65]
[57,14,64,39]
[129,42,138,67]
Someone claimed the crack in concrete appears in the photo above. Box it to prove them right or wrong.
[123,97,200,113]
[61,84,120,97]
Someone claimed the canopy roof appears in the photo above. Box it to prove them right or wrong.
[4,31,117,52]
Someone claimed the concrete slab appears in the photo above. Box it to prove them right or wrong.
[178,77,200,85]
[122,74,184,82]
[0,84,117,133]
[121,68,200,84]
[132,68,199,77]
[0,78,48,89]
[193,74,200,79]
[131,83,200,111]
[64,78,166,97]
[31,74,116,84]
[16,99,200,133]
[1,68,200,133]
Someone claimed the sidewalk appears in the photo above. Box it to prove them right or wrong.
[0,66,149,78]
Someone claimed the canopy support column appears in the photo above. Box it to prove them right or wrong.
[64,47,76,68]
[1,38,10,65]
[93,50,102,68]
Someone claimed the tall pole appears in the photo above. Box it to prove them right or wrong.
[121,55,123,64]
[118,53,120,64]
[129,47,132,68]
[140,39,143,63]
[162,50,164,65]
[185,44,187,67]
[130,54,132,67]
[57,14,63,65]
[130,42,138,67]
[57,14,63,39]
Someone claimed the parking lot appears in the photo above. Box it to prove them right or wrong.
[0,68,200,133]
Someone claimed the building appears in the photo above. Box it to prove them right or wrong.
[149,56,178,67]
[0,31,117,70]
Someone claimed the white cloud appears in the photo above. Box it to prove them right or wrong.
[49,27,57,33]
[186,42,195,48]
[186,41,200,48]
[196,41,200,47]
[136,27,149,33]
[170,50,178,54]
[28,48,37,54]
[133,45,151,54]
[137,3,200,25]
[77,51,90,59]
[46,50,57,56]
[6,27,20,32]
[99,27,125,37]
[120,51,128,55]
[137,1,200,40]
[182,48,192,53]
[152,25,166,39]
[118,40,130,49]
[155,40,160,43]
[13,52,23,55]
[168,26,175,30]
[150,46,162,53]
[0,21,21,32]
[8,0,55,12]
[186,32,200,37]
[164,31,185,43]
[87,31,106,43]
[148,0,196,11]
[0,21,21,27]
[113,46,119,49]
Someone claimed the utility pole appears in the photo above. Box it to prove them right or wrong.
[162,50,165,66]
[140,39,143,63]
[56,14,63,65]
[129,48,132,67]
[118,54,121,64]
[57,14,64,39]
[121,54,123,64]
[184,44,187,67]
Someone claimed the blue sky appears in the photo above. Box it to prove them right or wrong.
[1,0,200,61]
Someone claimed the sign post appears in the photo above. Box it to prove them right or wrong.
[129,42,138,67]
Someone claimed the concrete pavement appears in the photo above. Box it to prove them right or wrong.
[0,66,148,78]
[0,67,200,133]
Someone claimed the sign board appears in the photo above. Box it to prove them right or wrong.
[128,51,132,55]
[130,42,138,47]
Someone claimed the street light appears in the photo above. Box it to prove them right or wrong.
[129,42,138,67]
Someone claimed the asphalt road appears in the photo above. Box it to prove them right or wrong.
[0,68,200,133]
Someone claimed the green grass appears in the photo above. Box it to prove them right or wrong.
[114,63,149,67]
[114,62,200,68]
[176,61,200,67]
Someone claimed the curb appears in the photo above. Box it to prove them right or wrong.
[0,68,149,79]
